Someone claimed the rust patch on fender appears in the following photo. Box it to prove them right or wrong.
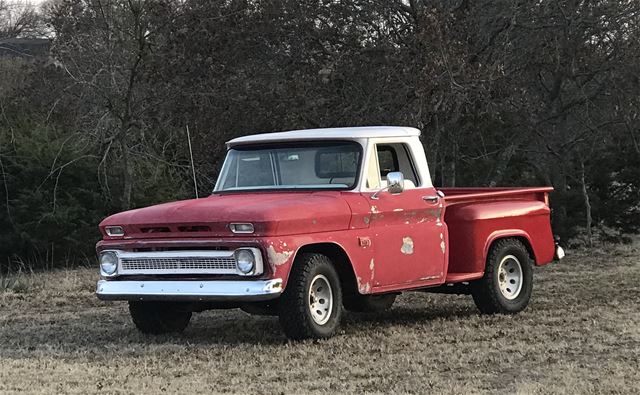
[401,237,414,254]
[357,276,371,293]
[266,245,293,266]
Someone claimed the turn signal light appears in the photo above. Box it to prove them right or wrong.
[230,223,254,234]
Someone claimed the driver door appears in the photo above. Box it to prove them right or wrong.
[365,142,446,290]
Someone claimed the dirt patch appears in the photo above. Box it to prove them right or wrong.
[1,242,639,394]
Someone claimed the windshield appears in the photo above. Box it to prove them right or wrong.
[214,142,362,192]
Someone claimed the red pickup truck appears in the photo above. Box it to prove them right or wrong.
[96,126,564,339]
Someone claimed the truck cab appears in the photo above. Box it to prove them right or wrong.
[96,126,563,339]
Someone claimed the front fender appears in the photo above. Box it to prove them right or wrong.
[260,232,374,293]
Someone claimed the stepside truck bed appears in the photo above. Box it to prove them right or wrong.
[441,187,556,283]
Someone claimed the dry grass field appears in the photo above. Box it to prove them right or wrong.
[1,241,639,394]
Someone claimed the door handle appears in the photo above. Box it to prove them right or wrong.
[422,195,439,203]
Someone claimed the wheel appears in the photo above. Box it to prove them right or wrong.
[128,301,192,334]
[343,293,397,313]
[471,238,533,314]
[278,253,343,340]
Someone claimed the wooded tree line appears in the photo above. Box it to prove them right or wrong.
[1,0,639,269]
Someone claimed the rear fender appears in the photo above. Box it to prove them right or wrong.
[484,230,537,264]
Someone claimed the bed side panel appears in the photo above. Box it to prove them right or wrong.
[445,200,555,275]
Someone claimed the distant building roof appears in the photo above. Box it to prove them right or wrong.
[0,38,50,58]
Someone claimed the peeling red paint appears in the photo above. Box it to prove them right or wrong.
[401,237,414,254]
[369,258,376,283]
[357,276,371,293]
[267,245,293,266]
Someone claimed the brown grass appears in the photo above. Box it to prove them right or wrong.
[1,241,639,394]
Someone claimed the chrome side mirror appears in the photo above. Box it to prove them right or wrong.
[371,171,405,200]
[387,172,405,194]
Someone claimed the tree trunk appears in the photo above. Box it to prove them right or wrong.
[430,144,438,185]
[440,153,446,187]
[450,141,457,187]
[489,143,518,187]
[580,161,592,246]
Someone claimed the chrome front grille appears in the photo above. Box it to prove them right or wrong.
[121,257,237,271]
[116,250,242,275]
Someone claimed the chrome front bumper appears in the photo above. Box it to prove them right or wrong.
[96,278,283,302]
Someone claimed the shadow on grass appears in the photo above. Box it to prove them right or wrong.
[0,299,479,356]
[342,304,477,328]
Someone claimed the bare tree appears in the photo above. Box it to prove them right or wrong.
[0,1,41,39]
[45,0,177,210]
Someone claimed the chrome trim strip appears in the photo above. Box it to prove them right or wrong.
[116,250,233,258]
[96,278,283,302]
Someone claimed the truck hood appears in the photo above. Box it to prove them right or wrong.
[99,191,353,239]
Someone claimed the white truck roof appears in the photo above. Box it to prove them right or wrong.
[226,126,421,147]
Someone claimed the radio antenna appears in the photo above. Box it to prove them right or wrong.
[186,124,199,198]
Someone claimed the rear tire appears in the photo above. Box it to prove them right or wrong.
[343,293,397,313]
[471,238,533,314]
[128,301,192,334]
[278,253,343,340]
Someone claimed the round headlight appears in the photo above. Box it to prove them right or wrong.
[235,249,255,274]
[99,251,118,276]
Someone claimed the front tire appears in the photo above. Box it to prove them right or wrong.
[128,301,192,334]
[278,253,343,340]
[471,238,533,314]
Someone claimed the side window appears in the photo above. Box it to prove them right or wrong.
[375,144,420,187]
[377,146,399,176]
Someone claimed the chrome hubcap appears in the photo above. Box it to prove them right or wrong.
[309,274,333,325]
[498,255,523,300]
